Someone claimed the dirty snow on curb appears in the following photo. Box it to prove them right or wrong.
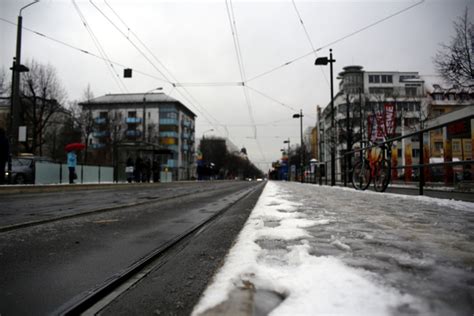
[192,181,433,316]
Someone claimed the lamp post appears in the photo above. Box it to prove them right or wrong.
[292,110,304,183]
[283,138,290,181]
[142,87,162,143]
[315,49,336,186]
[10,1,39,155]
[202,129,214,139]
[283,138,290,156]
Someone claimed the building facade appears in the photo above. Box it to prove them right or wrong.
[319,66,426,180]
[80,93,196,181]
[426,85,474,158]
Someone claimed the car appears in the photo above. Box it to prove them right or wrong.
[4,155,54,184]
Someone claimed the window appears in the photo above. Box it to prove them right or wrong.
[381,75,393,83]
[369,87,393,96]
[128,111,136,117]
[406,87,417,97]
[99,111,108,118]
[399,75,416,82]
[452,141,461,152]
[369,75,380,83]
[434,142,443,152]
[433,94,443,101]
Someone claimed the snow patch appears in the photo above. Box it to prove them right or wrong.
[192,181,429,316]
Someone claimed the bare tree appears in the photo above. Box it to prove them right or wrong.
[20,60,67,155]
[434,7,474,87]
[0,67,7,96]
[71,84,95,163]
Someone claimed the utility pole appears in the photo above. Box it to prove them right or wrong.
[315,49,336,186]
[10,1,38,155]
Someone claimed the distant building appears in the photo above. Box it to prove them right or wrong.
[425,86,474,159]
[80,93,196,181]
[319,66,426,180]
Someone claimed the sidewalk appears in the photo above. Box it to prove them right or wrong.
[193,181,474,316]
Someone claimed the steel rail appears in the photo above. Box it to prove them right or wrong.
[0,184,231,233]
[55,183,265,315]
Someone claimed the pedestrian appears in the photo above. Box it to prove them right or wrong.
[0,128,9,185]
[125,157,134,183]
[144,158,152,182]
[67,150,77,184]
[134,156,143,182]
[152,159,160,182]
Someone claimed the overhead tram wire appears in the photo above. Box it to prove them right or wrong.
[291,0,329,87]
[226,0,258,140]
[226,0,269,163]
[89,0,171,85]
[246,0,425,83]
[0,17,172,85]
[72,0,127,93]
[0,15,231,139]
[94,0,224,135]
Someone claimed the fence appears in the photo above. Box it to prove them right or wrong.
[35,162,114,185]
[306,111,473,195]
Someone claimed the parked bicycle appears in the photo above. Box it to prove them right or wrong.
[352,142,391,192]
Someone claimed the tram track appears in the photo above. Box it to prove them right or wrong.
[54,182,265,315]
[0,181,266,315]
[0,182,241,233]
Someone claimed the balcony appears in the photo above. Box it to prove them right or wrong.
[91,143,106,149]
[159,131,179,138]
[159,118,179,126]
[126,130,142,138]
[95,117,107,125]
[166,159,177,168]
[165,145,179,152]
[182,144,189,151]
[93,131,110,138]
[126,117,142,124]
[182,120,192,128]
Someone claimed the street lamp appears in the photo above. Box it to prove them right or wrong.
[292,110,304,183]
[202,129,214,139]
[143,87,163,143]
[10,0,39,155]
[315,49,336,186]
[283,138,290,156]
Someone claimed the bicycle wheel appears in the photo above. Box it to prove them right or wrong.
[352,159,371,190]
[373,159,391,192]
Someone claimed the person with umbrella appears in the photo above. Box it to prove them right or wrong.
[67,149,77,184]
[65,143,84,184]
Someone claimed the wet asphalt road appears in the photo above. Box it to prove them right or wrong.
[0,181,263,315]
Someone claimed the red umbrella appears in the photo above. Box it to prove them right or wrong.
[65,143,86,152]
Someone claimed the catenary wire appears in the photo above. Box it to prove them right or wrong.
[225,0,258,139]
[96,0,225,135]
[246,0,425,83]
[291,0,330,87]
[72,0,128,93]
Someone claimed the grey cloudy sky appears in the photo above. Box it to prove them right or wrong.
[1,0,472,171]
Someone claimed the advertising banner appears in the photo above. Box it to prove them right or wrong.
[443,136,453,184]
[405,143,413,182]
[368,103,397,143]
[391,144,398,180]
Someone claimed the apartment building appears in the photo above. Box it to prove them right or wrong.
[80,93,196,180]
[426,85,474,158]
[319,65,426,180]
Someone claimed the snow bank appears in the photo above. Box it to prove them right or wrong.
[192,181,428,316]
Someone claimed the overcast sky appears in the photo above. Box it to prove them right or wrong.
[1,0,472,171]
